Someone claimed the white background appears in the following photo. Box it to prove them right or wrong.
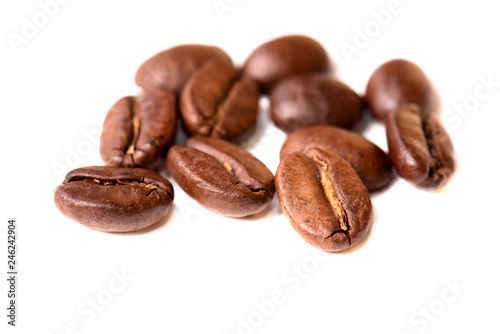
[1,1,500,333]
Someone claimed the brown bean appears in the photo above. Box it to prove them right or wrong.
[166,137,275,217]
[270,74,363,133]
[135,44,232,95]
[243,35,330,92]
[276,149,372,252]
[180,60,260,141]
[366,59,437,120]
[54,166,174,232]
[99,87,176,169]
[386,104,455,189]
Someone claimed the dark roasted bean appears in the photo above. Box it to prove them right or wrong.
[135,44,231,95]
[366,59,437,120]
[276,149,372,252]
[99,88,176,169]
[386,104,455,189]
[180,60,259,141]
[166,137,275,217]
[54,166,174,232]
[243,35,329,92]
[270,74,363,133]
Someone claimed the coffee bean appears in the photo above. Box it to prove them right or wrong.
[386,104,455,189]
[100,88,176,169]
[180,60,260,141]
[270,74,363,133]
[135,44,232,95]
[280,125,393,191]
[366,59,437,120]
[243,35,329,92]
[276,149,372,252]
[166,137,275,217]
[54,166,174,232]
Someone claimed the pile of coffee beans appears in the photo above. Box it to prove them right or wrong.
[54,35,456,252]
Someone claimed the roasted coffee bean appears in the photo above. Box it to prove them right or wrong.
[386,104,455,189]
[54,166,174,232]
[135,44,232,95]
[243,35,329,92]
[100,88,176,169]
[280,125,393,191]
[166,137,275,217]
[276,149,372,252]
[270,74,363,133]
[365,59,437,120]
[180,60,260,141]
